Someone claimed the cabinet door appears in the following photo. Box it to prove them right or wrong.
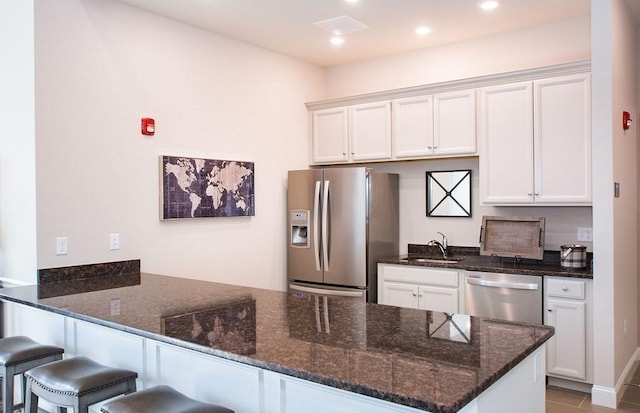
[533,73,591,204]
[349,101,392,161]
[433,89,476,156]
[545,298,586,380]
[312,107,349,164]
[392,95,434,158]
[479,82,534,204]
[379,281,419,309]
[418,285,459,313]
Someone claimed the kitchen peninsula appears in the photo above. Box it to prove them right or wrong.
[0,263,553,413]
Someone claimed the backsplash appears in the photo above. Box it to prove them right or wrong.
[408,244,593,267]
[38,260,140,284]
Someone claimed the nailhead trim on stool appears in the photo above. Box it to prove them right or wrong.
[100,385,234,413]
[0,336,64,413]
[24,356,138,413]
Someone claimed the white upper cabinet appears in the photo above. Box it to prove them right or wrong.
[533,74,592,204]
[311,107,349,164]
[349,101,392,161]
[392,89,476,159]
[311,102,391,164]
[478,82,534,204]
[479,72,591,205]
[432,89,477,156]
[392,95,434,158]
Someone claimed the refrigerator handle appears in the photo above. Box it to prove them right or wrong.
[289,283,365,298]
[322,180,330,271]
[323,296,330,334]
[313,181,321,271]
[314,296,322,333]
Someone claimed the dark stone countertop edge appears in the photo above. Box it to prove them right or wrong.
[0,290,553,413]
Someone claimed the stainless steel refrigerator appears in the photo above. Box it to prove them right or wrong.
[287,167,399,303]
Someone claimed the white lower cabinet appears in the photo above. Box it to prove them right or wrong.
[544,277,593,383]
[378,264,461,313]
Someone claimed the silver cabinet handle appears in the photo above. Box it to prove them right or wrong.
[562,287,568,291]
[466,277,539,290]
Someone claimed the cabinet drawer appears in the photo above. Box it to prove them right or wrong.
[546,278,586,300]
[380,264,459,287]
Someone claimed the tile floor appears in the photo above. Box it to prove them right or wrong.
[546,363,640,412]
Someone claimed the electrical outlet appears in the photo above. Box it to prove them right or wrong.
[577,227,593,242]
[110,298,121,316]
[109,233,120,250]
[56,237,68,255]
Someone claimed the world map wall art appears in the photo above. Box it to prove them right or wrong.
[160,155,255,220]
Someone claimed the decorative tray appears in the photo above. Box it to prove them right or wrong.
[479,216,545,260]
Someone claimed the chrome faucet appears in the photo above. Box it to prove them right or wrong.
[427,232,448,259]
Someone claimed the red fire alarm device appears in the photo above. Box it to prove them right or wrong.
[141,118,155,136]
[623,111,632,131]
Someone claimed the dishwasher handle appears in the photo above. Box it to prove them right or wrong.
[466,276,539,290]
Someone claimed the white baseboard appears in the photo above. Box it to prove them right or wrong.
[591,346,640,409]
[0,277,32,287]
[547,376,592,393]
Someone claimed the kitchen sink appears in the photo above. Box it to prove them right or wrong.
[400,257,462,264]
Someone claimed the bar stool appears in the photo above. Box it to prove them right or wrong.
[0,336,64,412]
[101,385,234,413]
[24,356,138,413]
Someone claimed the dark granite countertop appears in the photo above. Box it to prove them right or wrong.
[378,245,593,279]
[0,269,553,413]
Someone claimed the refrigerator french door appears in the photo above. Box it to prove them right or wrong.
[287,167,398,302]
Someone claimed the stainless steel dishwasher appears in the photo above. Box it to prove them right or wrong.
[464,271,542,324]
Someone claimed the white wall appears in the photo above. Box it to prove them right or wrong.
[637,8,640,361]
[34,0,324,290]
[0,0,38,284]
[324,16,591,99]
[591,0,639,406]
[610,0,639,390]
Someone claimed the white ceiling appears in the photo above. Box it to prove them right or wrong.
[111,0,599,67]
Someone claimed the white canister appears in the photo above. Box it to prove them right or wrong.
[560,244,587,268]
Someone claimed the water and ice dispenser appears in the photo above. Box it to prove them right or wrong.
[290,210,310,248]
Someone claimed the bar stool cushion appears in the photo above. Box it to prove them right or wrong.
[26,356,137,396]
[0,336,64,366]
[100,385,234,413]
[25,356,138,413]
[0,336,64,413]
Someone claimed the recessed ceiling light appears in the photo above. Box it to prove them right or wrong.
[345,0,359,3]
[479,1,499,11]
[330,36,345,46]
[415,26,431,36]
